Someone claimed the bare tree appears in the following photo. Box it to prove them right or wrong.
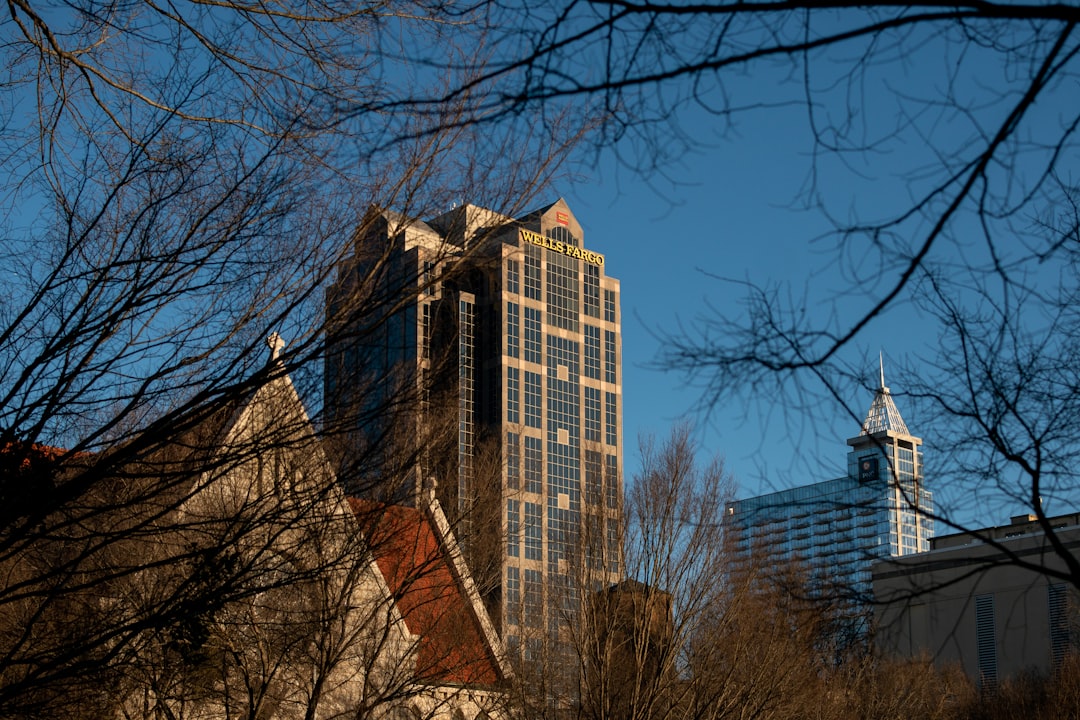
[0,2,581,717]
[421,1,1080,589]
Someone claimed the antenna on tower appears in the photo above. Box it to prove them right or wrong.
[879,350,886,390]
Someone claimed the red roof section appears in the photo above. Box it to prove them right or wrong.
[347,498,502,687]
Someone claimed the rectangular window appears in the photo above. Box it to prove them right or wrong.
[507,500,521,557]
[507,367,520,425]
[547,249,580,332]
[583,264,600,318]
[525,436,543,493]
[585,387,601,442]
[976,594,997,690]
[604,330,617,384]
[525,246,542,300]
[604,289,617,323]
[507,259,520,295]
[524,568,542,628]
[584,325,600,380]
[423,260,436,296]
[605,392,618,447]
[585,450,602,506]
[607,522,619,574]
[525,307,542,364]
[525,371,542,429]
[506,566,520,626]
[507,432,520,489]
[1050,584,1071,669]
[525,502,542,560]
[506,301,520,358]
[421,302,431,359]
[605,454,619,510]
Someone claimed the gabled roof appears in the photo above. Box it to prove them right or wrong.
[347,497,507,687]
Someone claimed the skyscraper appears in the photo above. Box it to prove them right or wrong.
[326,199,623,651]
[724,363,933,610]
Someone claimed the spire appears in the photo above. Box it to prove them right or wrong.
[860,354,909,435]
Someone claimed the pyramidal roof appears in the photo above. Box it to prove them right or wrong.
[860,355,910,436]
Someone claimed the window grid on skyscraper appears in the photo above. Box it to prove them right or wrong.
[546,335,580,442]
[458,298,475,507]
[604,329,617,384]
[507,301,520,358]
[507,366,520,425]
[605,392,617,447]
[525,307,542,364]
[506,566,521,626]
[507,258,520,295]
[604,289,617,323]
[525,436,543,493]
[583,264,600,318]
[585,450,602,506]
[524,371,541,429]
[585,387,601,442]
[547,500,579,568]
[524,568,542,628]
[605,455,618,510]
[584,325,600,380]
[525,502,542,560]
[507,432,520,489]
[507,499,521,557]
[546,247,579,332]
[525,246,542,300]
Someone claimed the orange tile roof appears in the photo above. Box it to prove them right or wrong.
[347,498,502,687]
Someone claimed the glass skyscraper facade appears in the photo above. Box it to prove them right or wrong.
[325,199,623,650]
[725,370,932,608]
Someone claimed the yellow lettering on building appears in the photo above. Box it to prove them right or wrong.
[519,229,605,267]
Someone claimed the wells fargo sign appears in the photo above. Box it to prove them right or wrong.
[520,228,604,267]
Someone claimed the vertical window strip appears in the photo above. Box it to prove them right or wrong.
[604,288,617,323]
[604,329,617,384]
[507,258,520,295]
[525,371,542,429]
[976,594,997,690]
[583,264,600,318]
[525,246,542,300]
[525,307,542,364]
[507,500,521,557]
[605,391,618,447]
[507,367,520,425]
[507,432,520,489]
[524,569,542,628]
[584,325,601,380]
[525,436,543,493]
[525,502,542,560]
[545,242,579,332]
[585,387,601,442]
[1050,584,1070,669]
[506,566,520,626]
[507,301,520,358]
[605,454,619,510]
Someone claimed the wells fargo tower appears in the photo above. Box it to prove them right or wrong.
[325,199,624,655]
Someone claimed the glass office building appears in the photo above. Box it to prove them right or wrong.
[725,367,933,609]
[326,200,623,649]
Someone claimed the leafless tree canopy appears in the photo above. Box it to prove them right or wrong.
[421,1,1080,583]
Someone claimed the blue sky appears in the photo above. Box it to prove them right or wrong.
[565,105,876,498]
[553,33,1080,528]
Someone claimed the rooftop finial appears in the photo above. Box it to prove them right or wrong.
[879,350,886,390]
[267,332,285,361]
